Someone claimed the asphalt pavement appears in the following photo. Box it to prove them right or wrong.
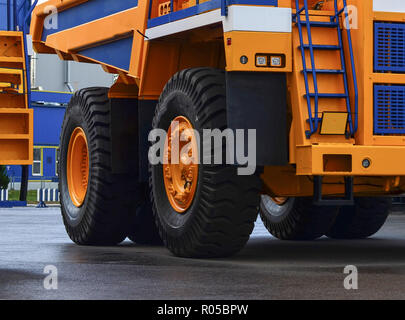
[0,206,404,300]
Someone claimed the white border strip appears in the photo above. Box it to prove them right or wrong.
[146,6,292,40]
[224,6,292,33]
[146,9,222,40]
[373,0,405,13]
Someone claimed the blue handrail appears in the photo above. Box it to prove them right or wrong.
[22,0,39,110]
[333,0,353,134]
[334,0,358,134]
[295,0,319,137]
[147,0,278,23]
[148,0,228,18]
[23,0,37,33]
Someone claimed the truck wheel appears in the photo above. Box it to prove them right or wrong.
[149,68,261,258]
[59,87,147,245]
[327,197,391,239]
[260,196,339,240]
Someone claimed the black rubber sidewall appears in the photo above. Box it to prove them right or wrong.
[151,91,203,238]
[59,101,91,228]
[260,196,296,224]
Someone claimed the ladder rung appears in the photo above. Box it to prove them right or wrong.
[305,93,348,98]
[0,57,24,63]
[0,134,30,140]
[0,90,25,96]
[303,69,345,74]
[297,21,339,28]
[300,45,341,50]
[0,68,23,76]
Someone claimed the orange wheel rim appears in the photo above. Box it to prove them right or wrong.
[163,116,198,213]
[271,197,288,205]
[67,127,89,207]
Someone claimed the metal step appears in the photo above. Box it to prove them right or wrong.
[300,44,341,50]
[303,69,345,74]
[297,20,339,28]
[0,68,23,86]
[0,57,24,63]
[305,93,348,99]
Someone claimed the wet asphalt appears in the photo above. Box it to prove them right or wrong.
[0,206,404,300]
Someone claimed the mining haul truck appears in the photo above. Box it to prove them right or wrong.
[30,0,405,258]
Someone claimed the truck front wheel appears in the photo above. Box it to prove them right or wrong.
[149,68,261,258]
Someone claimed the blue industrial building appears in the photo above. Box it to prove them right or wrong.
[6,91,72,188]
[0,0,30,31]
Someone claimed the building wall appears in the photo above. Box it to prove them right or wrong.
[0,0,29,31]
[34,104,66,145]
[33,54,115,92]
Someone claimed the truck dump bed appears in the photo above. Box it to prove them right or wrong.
[31,0,148,79]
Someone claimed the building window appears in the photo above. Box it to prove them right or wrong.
[55,148,59,176]
[32,148,42,176]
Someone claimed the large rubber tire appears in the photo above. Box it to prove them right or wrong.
[59,87,159,245]
[327,197,391,239]
[260,196,339,240]
[149,68,261,258]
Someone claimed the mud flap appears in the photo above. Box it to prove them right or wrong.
[226,71,288,166]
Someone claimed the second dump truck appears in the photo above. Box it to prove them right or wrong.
[30,0,405,257]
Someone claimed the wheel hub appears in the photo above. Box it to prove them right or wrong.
[271,197,289,206]
[67,127,89,207]
[163,116,198,213]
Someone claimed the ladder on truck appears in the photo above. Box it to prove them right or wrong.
[294,0,358,138]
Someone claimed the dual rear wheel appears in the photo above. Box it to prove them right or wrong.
[260,195,391,240]
[59,87,160,245]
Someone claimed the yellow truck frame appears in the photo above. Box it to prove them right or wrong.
[0,30,33,167]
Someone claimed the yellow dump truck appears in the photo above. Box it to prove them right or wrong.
[30,0,405,257]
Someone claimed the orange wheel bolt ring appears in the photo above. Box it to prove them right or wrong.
[67,127,89,207]
[163,116,198,213]
[271,197,289,206]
